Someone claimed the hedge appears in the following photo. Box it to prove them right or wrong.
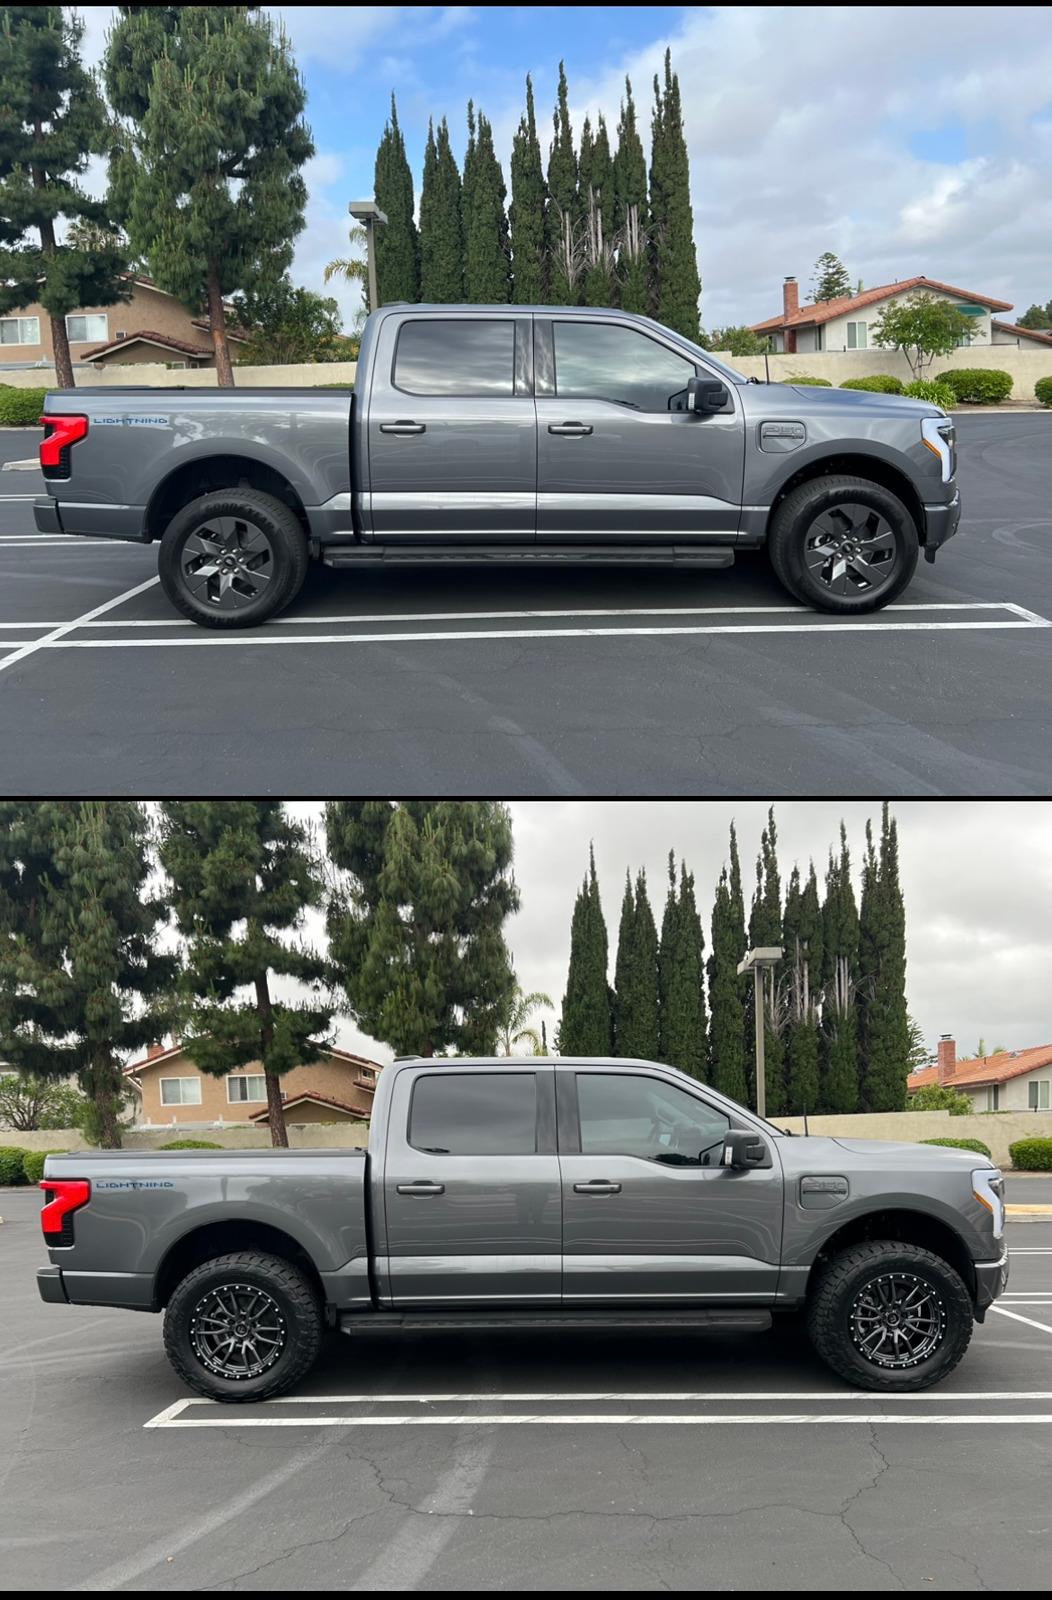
[839,375,904,394]
[788,375,832,386]
[1008,1137,1052,1171]
[920,1137,992,1158]
[1035,376,1052,408]
[935,368,1013,404]
[0,386,49,426]
[22,1149,65,1184]
[903,378,956,408]
[158,1139,223,1150]
[0,1146,31,1184]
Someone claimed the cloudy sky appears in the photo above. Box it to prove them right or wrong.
[292,801,1052,1070]
[72,5,1052,332]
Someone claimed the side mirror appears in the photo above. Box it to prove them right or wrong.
[721,1129,768,1169]
[687,375,729,414]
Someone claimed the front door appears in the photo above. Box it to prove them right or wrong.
[535,317,745,541]
[558,1067,784,1302]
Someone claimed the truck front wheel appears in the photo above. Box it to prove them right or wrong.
[806,1240,974,1391]
[163,1250,323,1402]
[158,489,309,629]
[768,474,919,613]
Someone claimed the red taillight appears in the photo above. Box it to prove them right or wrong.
[39,413,88,470]
[39,1178,91,1244]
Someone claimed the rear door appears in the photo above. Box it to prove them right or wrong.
[380,1065,561,1305]
[366,312,536,541]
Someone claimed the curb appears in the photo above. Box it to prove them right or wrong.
[1,459,40,471]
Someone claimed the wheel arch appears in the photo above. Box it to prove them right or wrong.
[767,450,925,539]
[144,451,310,544]
[154,1219,326,1309]
[809,1207,976,1298]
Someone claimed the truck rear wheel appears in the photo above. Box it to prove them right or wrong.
[158,489,309,629]
[806,1239,973,1391]
[164,1250,322,1403]
[768,474,919,613]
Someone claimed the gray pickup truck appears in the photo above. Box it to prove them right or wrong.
[38,1055,1006,1401]
[35,304,959,628]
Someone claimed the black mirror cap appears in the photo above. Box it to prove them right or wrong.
[688,375,730,413]
[722,1129,770,1168]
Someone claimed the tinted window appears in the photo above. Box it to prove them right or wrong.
[394,319,515,397]
[553,322,696,413]
[576,1073,730,1165]
[409,1072,537,1155]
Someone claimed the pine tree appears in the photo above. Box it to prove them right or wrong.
[820,824,860,1113]
[707,824,748,1101]
[464,107,512,303]
[0,802,177,1147]
[746,808,785,1114]
[0,6,129,389]
[580,114,615,307]
[509,76,548,304]
[546,61,583,304]
[560,844,613,1054]
[419,117,464,302]
[811,251,852,303]
[613,77,649,314]
[613,869,660,1059]
[858,803,910,1111]
[326,802,518,1056]
[159,802,336,1149]
[658,853,707,1079]
[649,49,700,340]
[374,94,420,305]
[783,862,823,1115]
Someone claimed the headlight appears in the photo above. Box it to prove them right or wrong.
[921,416,955,481]
[973,1168,1004,1238]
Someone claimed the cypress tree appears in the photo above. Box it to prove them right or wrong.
[784,862,823,1115]
[464,108,512,303]
[509,75,548,304]
[546,61,583,304]
[649,49,701,340]
[0,803,177,1147]
[159,803,336,1149]
[747,808,785,1114]
[0,6,129,389]
[820,823,860,1114]
[811,251,852,303]
[419,117,464,302]
[707,824,748,1102]
[613,77,648,314]
[614,869,660,1059]
[105,7,313,388]
[560,845,613,1055]
[658,853,707,1079]
[858,804,909,1111]
[581,113,615,307]
[374,94,420,305]
[326,802,519,1057]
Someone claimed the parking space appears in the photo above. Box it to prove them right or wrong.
[1,414,1051,794]
[2,1187,1051,1591]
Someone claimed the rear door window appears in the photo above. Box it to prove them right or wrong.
[409,1072,537,1155]
[394,319,515,397]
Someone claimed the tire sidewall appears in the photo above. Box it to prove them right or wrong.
[165,1257,318,1403]
[158,492,303,628]
[815,1247,971,1391]
[779,481,918,613]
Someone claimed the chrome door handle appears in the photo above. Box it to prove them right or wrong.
[548,422,593,437]
[380,421,426,435]
[396,1181,445,1196]
[573,1180,621,1195]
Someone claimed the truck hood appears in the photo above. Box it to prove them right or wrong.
[781,382,942,419]
[831,1137,988,1166]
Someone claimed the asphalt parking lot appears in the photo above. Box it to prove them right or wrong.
[2,1184,1051,1591]
[1,414,1050,795]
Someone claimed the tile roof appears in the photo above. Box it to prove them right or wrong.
[80,329,216,360]
[751,276,1014,333]
[249,1090,372,1121]
[908,1043,1052,1091]
[992,320,1052,347]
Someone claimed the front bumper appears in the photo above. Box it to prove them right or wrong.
[37,1266,68,1304]
[922,488,961,561]
[974,1246,1009,1317]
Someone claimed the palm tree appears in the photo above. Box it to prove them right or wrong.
[495,986,553,1057]
[324,224,370,312]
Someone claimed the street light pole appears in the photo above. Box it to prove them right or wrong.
[348,200,389,314]
[737,946,784,1122]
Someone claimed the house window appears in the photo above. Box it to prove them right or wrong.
[814,325,824,352]
[986,1085,1001,1111]
[65,313,108,343]
[160,1077,202,1106]
[0,316,41,345]
[228,1075,267,1103]
[846,322,868,349]
[1029,1080,1051,1110]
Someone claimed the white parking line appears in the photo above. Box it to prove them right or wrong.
[149,1411,1052,1428]
[990,1306,1052,1336]
[0,574,160,678]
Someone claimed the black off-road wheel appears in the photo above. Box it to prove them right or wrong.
[806,1239,974,1392]
[158,489,309,629]
[768,474,919,613]
[164,1251,323,1403]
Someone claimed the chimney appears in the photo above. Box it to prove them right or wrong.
[147,1042,166,1060]
[783,274,799,321]
[937,1035,956,1084]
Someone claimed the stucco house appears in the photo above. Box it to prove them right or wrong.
[751,275,1013,355]
[124,1040,386,1128]
[907,1036,1052,1113]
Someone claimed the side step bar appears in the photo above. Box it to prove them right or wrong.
[322,544,735,569]
[339,1309,772,1335]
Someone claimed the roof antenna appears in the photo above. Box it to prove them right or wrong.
[802,1101,810,1135]
[764,345,771,384]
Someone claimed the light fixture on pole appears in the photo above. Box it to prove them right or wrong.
[736,946,783,1120]
[348,200,388,315]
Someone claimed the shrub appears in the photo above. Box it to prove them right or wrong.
[935,368,1013,404]
[902,378,956,408]
[839,375,904,394]
[157,1139,223,1150]
[0,1146,31,1184]
[788,375,832,386]
[1009,1137,1052,1171]
[908,1082,973,1116]
[1035,376,1052,408]
[22,1149,66,1184]
[920,1137,992,1158]
[0,386,49,426]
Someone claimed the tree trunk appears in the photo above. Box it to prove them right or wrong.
[255,971,288,1147]
[32,124,74,390]
[206,265,235,389]
[91,1059,123,1149]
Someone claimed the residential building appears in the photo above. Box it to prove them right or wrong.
[990,321,1052,348]
[907,1035,1052,1112]
[751,275,1013,355]
[125,1040,386,1128]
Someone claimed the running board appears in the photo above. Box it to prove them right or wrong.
[321,544,735,569]
[338,1309,772,1335]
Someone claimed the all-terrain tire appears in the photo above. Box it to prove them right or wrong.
[767,474,919,612]
[158,488,309,629]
